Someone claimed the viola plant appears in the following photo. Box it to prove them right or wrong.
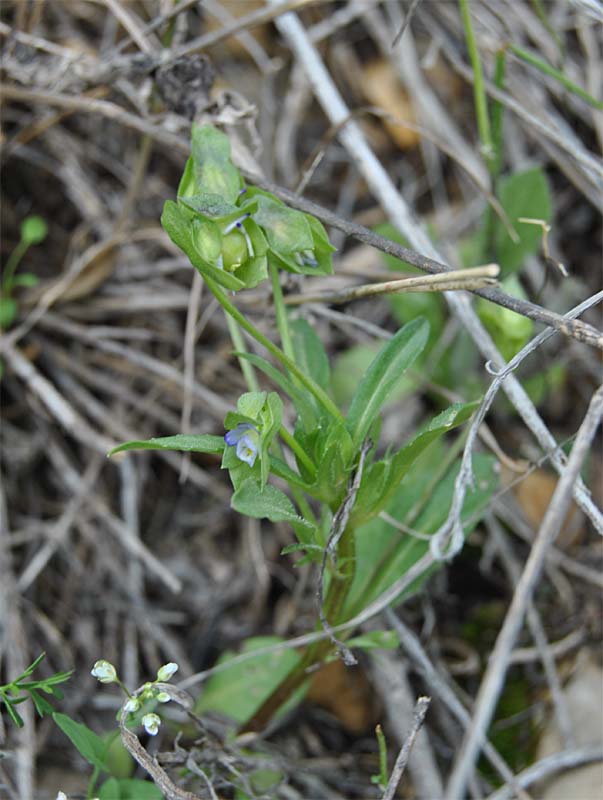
[110,124,498,731]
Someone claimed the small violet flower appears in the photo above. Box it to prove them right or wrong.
[224,423,260,467]
[156,662,179,682]
[90,660,117,684]
[142,712,161,736]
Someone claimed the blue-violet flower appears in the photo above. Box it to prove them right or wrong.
[224,423,260,467]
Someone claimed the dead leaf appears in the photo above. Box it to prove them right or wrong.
[359,60,420,150]
[501,466,584,549]
[307,659,377,733]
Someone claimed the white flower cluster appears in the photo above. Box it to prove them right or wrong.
[90,659,179,737]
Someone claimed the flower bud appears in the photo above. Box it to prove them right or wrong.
[124,697,140,714]
[155,691,170,703]
[142,713,161,736]
[156,662,179,682]
[90,660,117,684]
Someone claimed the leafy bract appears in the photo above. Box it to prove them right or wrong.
[346,318,429,447]
[191,124,242,203]
[161,200,244,291]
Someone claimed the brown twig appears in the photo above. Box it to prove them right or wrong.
[381,696,432,800]
[242,173,603,351]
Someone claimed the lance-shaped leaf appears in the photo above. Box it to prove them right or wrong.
[346,318,429,447]
[109,434,225,457]
[351,401,479,526]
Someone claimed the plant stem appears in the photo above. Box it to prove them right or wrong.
[205,277,344,424]
[2,240,28,291]
[509,42,603,109]
[243,523,357,732]
[459,0,494,174]
[269,262,295,363]
[225,312,260,392]
[483,48,506,257]
[279,424,315,477]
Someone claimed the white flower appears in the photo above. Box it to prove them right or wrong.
[142,712,161,736]
[56,793,68,800]
[156,662,178,682]
[90,660,117,684]
[155,691,170,703]
[124,697,140,714]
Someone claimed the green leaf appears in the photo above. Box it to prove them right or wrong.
[353,401,479,524]
[291,318,330,393]
[109,434,225,457]
[1,696,24,727]
[233,351,318,431]
[194,636,305,724]
[52,712,110,772]
[494,168,552,274]
[7,272,39,290]
[344,451,498,617]
[346,318,429,446]
[29,689,55,718]
[21,215,48,245]
[191,124,242,203]
[332,343,418,409]
[99,778,163,800]
[236,391,267,420]
[477,274,534,360]
[0,297,18,328]
[259,392,283,489]
[231,478,311,527]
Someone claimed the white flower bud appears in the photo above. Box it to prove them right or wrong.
[56,793,68,800]
[142,712,161,736]
[124,697,140,714]
[155,691,170,703]
[90,660,117,684]
[156,662,178,682]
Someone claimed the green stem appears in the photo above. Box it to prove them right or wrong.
[2,240,29,292]
[243,524,357,732]
[279,424,316,477]
[205,277,344,424]
[509,42,603,110]
[225,312,260,392]
[270,262,296,363]
[483,48,507,257]
[459,0,494,174]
